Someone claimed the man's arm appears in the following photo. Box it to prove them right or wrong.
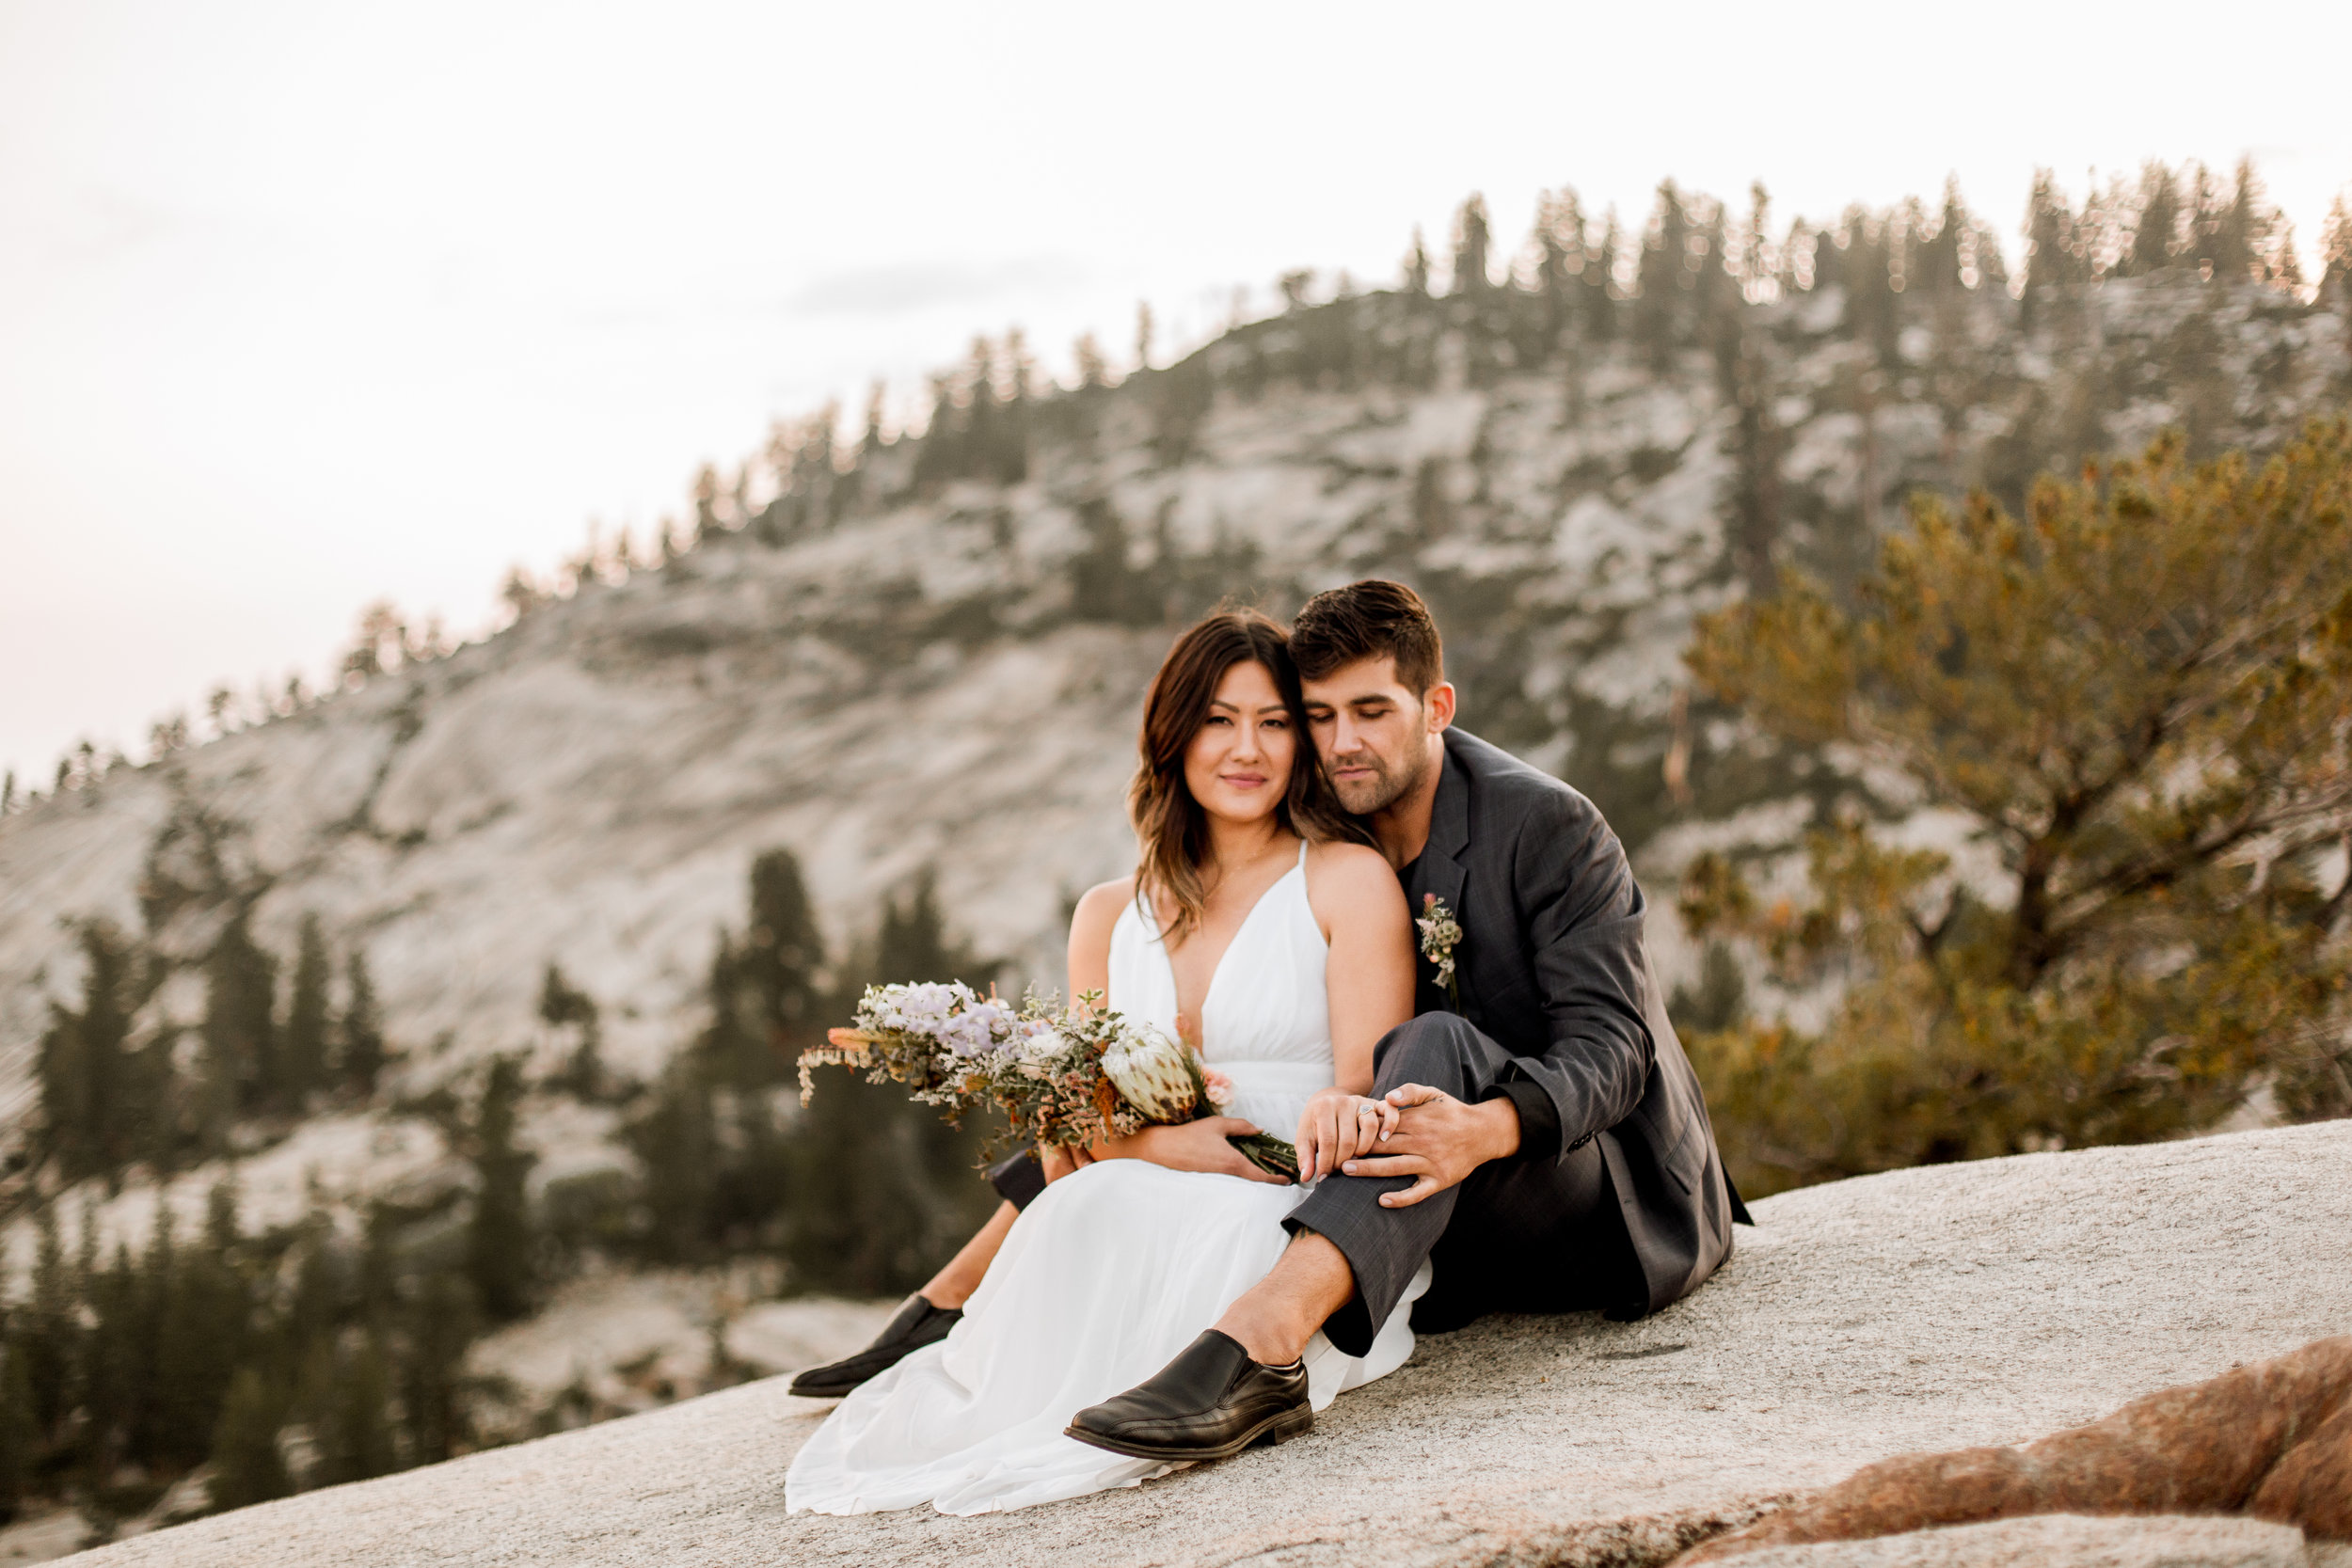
[1336,784,1656,1203]
[1493,786,1655,1164]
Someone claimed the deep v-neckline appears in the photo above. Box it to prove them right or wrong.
[1140,844,1305,1038]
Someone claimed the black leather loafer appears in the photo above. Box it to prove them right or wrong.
[1064,1330,1311,1462]
[787,1294,962,1398]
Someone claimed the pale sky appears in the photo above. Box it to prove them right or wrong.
[4,0,2348,786]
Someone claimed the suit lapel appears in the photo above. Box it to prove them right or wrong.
[1411,744,1471,1018]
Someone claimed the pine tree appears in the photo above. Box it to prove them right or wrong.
[464,1057,536,1323]
[155,1180,246,1469]
[538,962,603,1101]
[282,915,331,1107]
[1073,333,1110,391]
[2021,169,2084,331]
[1738,182,1772,299]
[0,1338,34,1523]
[910,372,961,490]
[2205,157,2268,284]
[1842,209,1899,367]
[994,327,1033,484]
[357,1201,399,1329]
[78,1240,138,1480]
[961,337,999,485]
[1722,323,1786,596]
[201,911,278,1130]
[208,1368,291,1512]
[1687,422,2352,1189]
[1583,210,1621,341]
[1690,197,1737,355]
[628,1058,719,1264]
[399,1272,478,1465]
[1534,187,1586,349]
[22,1207,72,1440]
[1451,193,1492,295]
[690,463,722,543]
[1633,182,1691,368]
[2321,194,2352,304]
[283,1215,343,1374]
[39,922,140,1181]
[739,850,826,1062]
[2127,162,2182,276]
[338,949,386,1097]
[1917,178,1969,294]
[1403,227,1431,297]
[322,1332,399,1485]
[123,1203,178,1467]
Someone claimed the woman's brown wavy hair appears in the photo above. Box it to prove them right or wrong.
[1129,609,1368,942]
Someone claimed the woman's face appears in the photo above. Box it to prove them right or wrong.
[1182,659,1296,827]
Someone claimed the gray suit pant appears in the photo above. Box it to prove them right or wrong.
[1287,1012,1642,1357]
[985,1012,1640,1359]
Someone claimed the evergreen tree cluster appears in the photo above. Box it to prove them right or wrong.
[618,162,2325,606]
[35,911,388,1189]
[13,832,1017,1533]
[0,1121,510,1533]
[2024,157,2304,296]
[624,852,1003,1294]
[23,798,396,1196]
[910,334,1036,492]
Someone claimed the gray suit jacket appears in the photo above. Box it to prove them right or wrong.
[1402,728,1742,1314]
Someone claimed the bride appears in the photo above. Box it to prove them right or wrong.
[786,609,1429,1516]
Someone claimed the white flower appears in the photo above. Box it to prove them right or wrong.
[1101,1023,1204,1123]
[1010,1024,1067,1077]
[872,979,974,1035]
[938,996,1017,1057]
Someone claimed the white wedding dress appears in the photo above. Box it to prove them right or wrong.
[786,842,1430,1516]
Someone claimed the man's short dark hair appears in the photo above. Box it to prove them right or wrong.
[1290,579,1445,694]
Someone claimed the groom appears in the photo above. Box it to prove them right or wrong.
[793,580,1746,1452]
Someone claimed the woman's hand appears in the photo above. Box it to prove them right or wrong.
[1295,1087,1400,1184]
[1039,1142,1095,1184]
[1103,1118,1291,1184]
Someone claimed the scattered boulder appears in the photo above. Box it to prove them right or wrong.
[1678,1338,2352,1563]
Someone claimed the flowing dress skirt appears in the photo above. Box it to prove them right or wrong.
[785,1158,1428,1516]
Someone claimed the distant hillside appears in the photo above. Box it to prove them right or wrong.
[0,171,2348,1544]
[6,177,2349,1191]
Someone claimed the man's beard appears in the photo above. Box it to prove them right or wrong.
[1323,741,1430,817]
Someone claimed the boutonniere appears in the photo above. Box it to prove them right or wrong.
[1417,894,1463,1010]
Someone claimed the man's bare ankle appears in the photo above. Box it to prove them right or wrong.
[1215,1308,1307,1367]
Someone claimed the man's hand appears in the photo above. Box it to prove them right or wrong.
[1295,1087,1402,1183]
[1108,1117,1293,1184]
[1340,1084,1521,1207]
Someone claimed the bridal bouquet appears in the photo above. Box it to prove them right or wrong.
[800,981,1298,1180]
[793,979,1028,1115]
